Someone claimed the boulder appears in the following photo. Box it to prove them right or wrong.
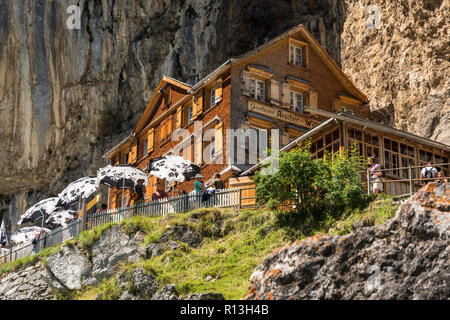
[245,183,450,300]
[163,225,203,248]
[152,284,179,300]
[184,292,225,300]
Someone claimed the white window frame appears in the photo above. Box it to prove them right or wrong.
[290,45,303,67]
[249,79,265,102]
[290,91,304,113]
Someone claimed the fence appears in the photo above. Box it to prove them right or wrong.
[1,188,245,264]
[366,162,450,197]
[1,220,82,264]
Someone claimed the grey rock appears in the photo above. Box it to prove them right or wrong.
[45,246,92,290]
[164,225,203,248]
[168,240,180,250]
[119,291,137,300]
[145,243,165,258]
[184,292,225,300]
[131,268,158,299]
[245,183,450,300]
[152,285,179,300]
[91,225,141,283]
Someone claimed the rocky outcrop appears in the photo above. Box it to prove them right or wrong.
[0,265,55,300]
[245,183,450,300]
[2,0,447,235]
[0,223,223,300]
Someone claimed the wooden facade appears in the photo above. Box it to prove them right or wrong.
[104,24,450,209]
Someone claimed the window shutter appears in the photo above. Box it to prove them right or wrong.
[241,71,251,97]
[281,83,291,108]
[192,95,203,120]
[270,79,280,105]
[167,115,173,137]
[192,96,199,119]
[216,80,223,103]
[309,91,318,108]
[194,134,202,165]
[148,128,154,153]
[176,106,183,129]
[215,122,223,154]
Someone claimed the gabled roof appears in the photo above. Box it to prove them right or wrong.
[133,76,191,135]
[190,24,368,103]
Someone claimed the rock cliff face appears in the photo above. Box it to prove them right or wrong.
[0,223,222,300]
[0,0,448,231]
[244,183,450,300]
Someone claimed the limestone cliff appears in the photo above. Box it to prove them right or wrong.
[0,0,448,232]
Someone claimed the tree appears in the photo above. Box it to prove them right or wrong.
[254,141,364,217]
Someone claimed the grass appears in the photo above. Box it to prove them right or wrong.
[1,194,400,300]
[0,246,60,277]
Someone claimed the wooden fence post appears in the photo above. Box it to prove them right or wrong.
[367,169,371,195]
[81,197,87,232]
[408,166,413,195]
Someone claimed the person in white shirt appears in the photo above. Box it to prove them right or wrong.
[420,162,438,183]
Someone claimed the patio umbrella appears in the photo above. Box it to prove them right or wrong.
[1,219,8,247]
[45,210,77,229]
[17,197,61,226]
[57,177,98,208]
[96,164,149,189]
[11,226,50,245]
[147,155,200,183]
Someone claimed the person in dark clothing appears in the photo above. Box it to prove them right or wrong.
[211,173,226,190]
[152,182,168,201]
[128,179,146,207]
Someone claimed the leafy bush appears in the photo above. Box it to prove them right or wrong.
[255,140,365,218]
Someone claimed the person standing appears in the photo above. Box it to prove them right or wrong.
[129,179,146,207]
[420,162,437,183]
[211,173,226,190]
[368,157,383,194]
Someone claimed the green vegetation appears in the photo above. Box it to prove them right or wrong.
[70,195,398,300]
[0,246,60,277]
[255,141,365,218]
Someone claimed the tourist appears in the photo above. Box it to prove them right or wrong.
[435,171,448,184]
[368,157,383,194]
[211,173,226,190]
[95,203,108,214]
[152,182,168,201]
[129,179,146,207]
[420,162,437,183]
[194,174,207,194]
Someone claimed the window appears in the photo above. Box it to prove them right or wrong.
[125,153,129,164]
[310,129,340,159]
[249,79,265,102]
[121,193,127,208]
[384,138,415,178]
[347,127,379,160]
[143,138,148,157]
[419,149,449,176]
[188,105,193,124]
[290,91,303,112]
[210,89,216,106]
[290,45,303,67]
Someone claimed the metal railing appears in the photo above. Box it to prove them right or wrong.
[1,188,245,264]
[366,162,449,197]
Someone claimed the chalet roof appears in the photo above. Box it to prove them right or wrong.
[241,109,450,176]
[190,24,368,103]
[133,76,191,136]
[102,132,133,159]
